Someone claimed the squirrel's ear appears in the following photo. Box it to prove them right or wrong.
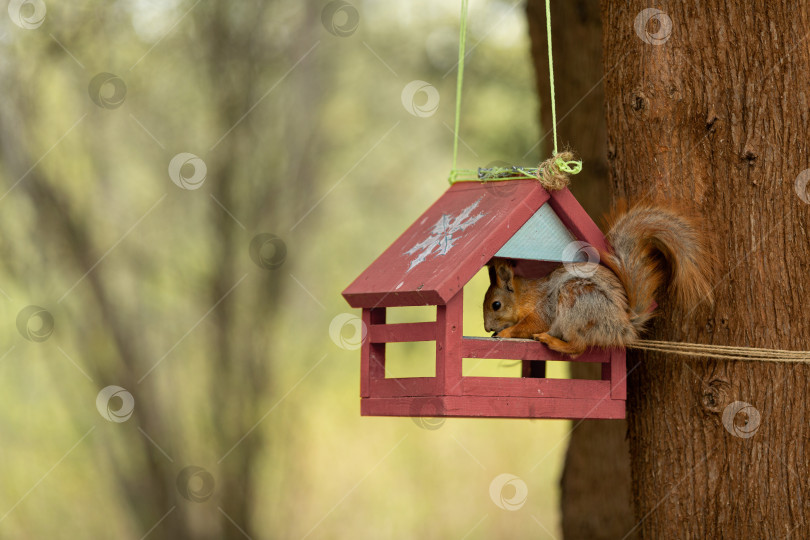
[487,264,497,286]
[494,259,514,292]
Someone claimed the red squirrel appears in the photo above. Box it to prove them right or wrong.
[483,202,715,357]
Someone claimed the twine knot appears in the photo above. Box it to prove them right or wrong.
[536,151,582,191]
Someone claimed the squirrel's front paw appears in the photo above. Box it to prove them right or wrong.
[494,327,514,338]
[532,333,551,344]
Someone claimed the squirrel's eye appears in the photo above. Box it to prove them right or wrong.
[492,301,501,311]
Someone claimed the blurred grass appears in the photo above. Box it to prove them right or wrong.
[0,1,572,538]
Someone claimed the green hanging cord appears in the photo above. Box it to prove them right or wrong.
[449,0,469,184]
[556,157,582,175]
[447,0,581,189]
[544,0,558,155]
[534,0,581,190]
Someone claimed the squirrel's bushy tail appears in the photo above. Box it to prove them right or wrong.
[602,202,715,334]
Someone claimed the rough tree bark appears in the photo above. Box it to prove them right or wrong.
[601,1,810,537]
[526,1,636,538]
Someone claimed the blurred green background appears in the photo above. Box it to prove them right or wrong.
[0,0,573,538]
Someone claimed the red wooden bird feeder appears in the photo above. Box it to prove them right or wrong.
[342,179,626,420]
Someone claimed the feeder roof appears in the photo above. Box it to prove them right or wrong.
[342,180,607,308]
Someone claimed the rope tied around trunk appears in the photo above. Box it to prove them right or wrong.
[629,339,810,363]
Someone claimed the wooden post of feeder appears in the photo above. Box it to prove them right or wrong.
[436,293,463,395]
[360,307,386,398]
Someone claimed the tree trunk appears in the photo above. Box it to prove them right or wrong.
[526,1,636,538]
[601,1,810,537]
